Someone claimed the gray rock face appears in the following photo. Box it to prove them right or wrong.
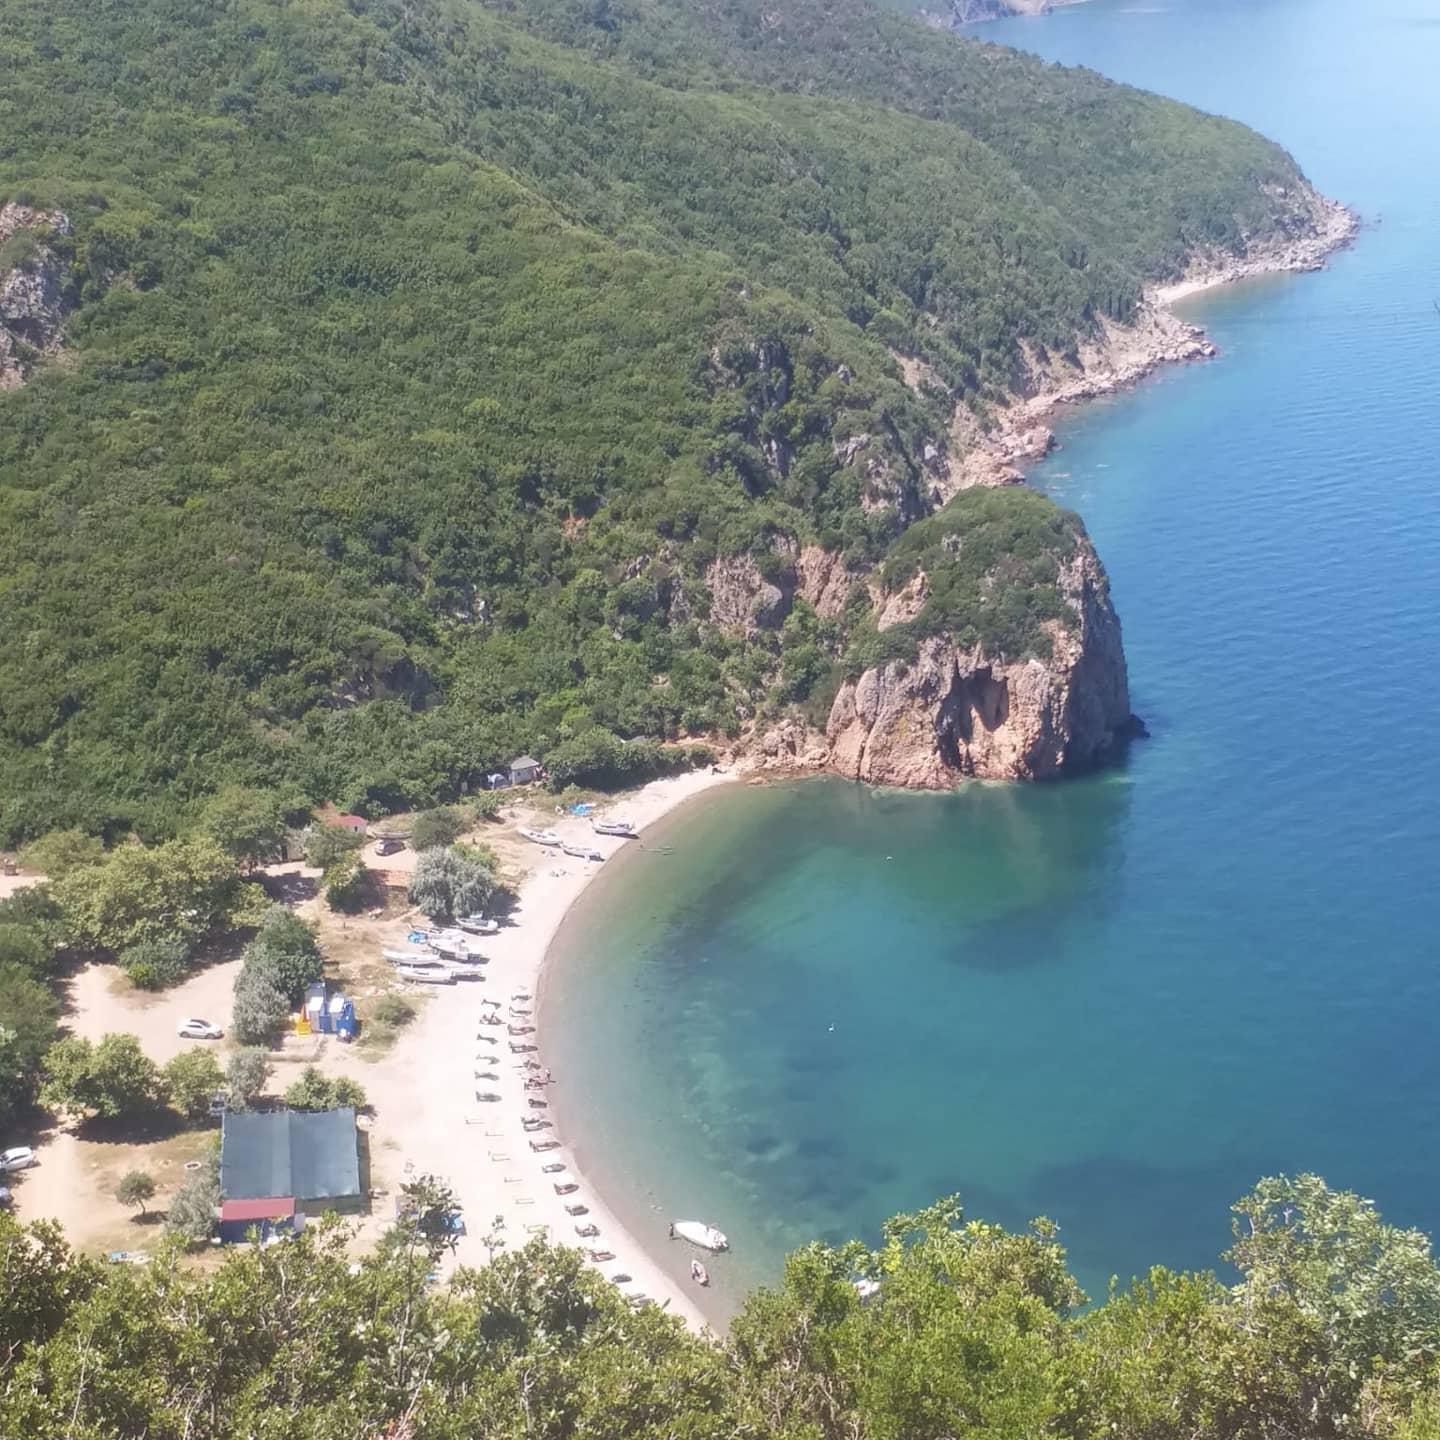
[0,202,73,388]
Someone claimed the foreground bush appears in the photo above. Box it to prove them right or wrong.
[4,1176,1440,1440]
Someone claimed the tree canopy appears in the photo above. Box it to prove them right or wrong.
[0,0,1328,840]
[3,1176,1440,1439]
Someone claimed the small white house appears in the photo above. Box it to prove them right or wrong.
[508,756,542,786]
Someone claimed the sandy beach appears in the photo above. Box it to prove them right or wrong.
[370,767,736,1330]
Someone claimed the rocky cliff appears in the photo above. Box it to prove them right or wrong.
[0,202,73,389]
[924,0,1084,27]
[825,540,1132,784]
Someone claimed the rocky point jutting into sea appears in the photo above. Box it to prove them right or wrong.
[714,186,1356,791]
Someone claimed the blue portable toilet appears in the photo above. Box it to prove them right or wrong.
[334,997,357,1042]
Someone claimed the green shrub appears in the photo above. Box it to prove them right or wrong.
[411,807,467,851]
[120,938,192,991]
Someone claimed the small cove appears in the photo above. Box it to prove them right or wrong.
[546,0,1440,1325]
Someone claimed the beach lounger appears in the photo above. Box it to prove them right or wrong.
[526,1224,550,1236]
[514,1196,535,1206]
[488,1152,510,1161]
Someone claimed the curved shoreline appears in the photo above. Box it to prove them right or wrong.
[406,205,1364,1333]
[385,767,736,1332]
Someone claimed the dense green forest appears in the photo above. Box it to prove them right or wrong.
[6,1175,1440,1439]
[0,0,1324,840]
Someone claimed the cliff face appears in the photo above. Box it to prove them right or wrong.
[0,203,73,389]
[825,542,1132,784]
[925,0,1082,27]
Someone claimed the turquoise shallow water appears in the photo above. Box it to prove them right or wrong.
[546,0,1440,1323]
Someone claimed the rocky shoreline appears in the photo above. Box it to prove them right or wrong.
[947,195,1360,491]
[727,191,1359,789]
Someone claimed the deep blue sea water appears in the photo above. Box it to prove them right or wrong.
[545,0,1440,1322]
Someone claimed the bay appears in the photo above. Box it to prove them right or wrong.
[545,0,1440,1322]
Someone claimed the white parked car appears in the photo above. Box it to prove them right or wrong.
[177,1018,224,1040]
[0,1146,36,1173]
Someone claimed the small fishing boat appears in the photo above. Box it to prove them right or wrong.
[690,1259,710,1287]
[542,1163,567,1175]
[587,1249,615,1262]
[592,819,637,838]
[529,1138,560,1152]
[475,1091,502,1102]
[522,1117,551,1132]
[575,1223,600,1238]
[382,947,429,963]
[508,1024,535,1036]
[457,915,500,935]
[565,1202,589,1216]
[671,1221,729,1252]
[518,827,562,847]
[554,1182,579,1196]
[396,965,456,986]
[561,842,604,861]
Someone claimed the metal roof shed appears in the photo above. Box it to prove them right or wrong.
[220,1107,362,1212]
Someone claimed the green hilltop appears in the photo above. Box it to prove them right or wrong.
[0,0,1321,838]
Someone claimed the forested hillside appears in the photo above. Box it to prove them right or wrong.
[7,1177,1440,1440]
[0,0,1327,839]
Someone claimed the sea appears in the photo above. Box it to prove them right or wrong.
[544,0,1440,1324]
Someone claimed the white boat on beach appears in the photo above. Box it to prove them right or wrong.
[382,948,425,963]
[518,827,562,847]
[561,842,604,861]
[457,915,500,935]
[690,1259,710,1286]
[671,1221,728,1252]
[591,819,637,838]
[395,964,456,985]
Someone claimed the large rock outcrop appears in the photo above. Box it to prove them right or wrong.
[826,543,1132,784]
[0,202,73,389]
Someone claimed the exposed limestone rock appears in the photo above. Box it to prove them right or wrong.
[0,202,73,389]
[704,553,792,636]
[795,544,855,620]
[705,539,859,636]
[825,541,1132,784]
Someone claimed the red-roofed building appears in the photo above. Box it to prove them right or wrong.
[218,1196,296,1244]
[327,814,369,835]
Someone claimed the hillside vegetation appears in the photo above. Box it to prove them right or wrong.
[7,1176,1440,1439]
[0,0,1324,839]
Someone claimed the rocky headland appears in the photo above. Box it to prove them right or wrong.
[716,190,1357,792]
